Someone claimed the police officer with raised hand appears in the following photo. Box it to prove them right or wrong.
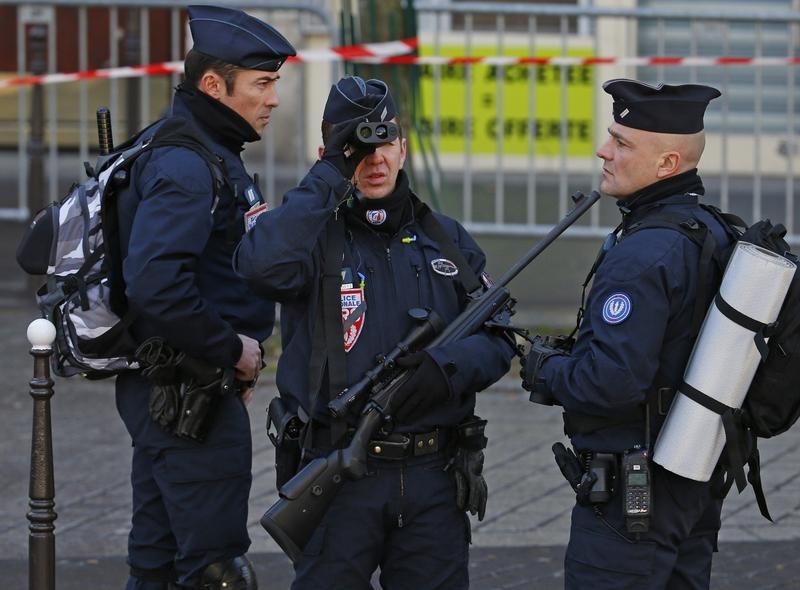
[521,79,731,589]
[234,76,514,589]
[114,5,295,589]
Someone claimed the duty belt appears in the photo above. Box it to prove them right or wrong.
[367,429,448,461]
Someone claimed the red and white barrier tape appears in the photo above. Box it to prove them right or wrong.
[0,37,419,89]
[4,38,799,89]
[370,55,800,67]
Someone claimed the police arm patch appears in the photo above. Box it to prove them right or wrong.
[341,287,366,352]
[602,292,632,325]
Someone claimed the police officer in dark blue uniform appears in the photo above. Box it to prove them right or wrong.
[114,5,295,589]
[522,79,730,589]
[234,76,515,589]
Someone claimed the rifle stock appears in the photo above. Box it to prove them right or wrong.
[261,190,602,562]
[261,453,345,563]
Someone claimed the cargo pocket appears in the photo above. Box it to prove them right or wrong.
[567,525,656,576]
[156,444,252,555]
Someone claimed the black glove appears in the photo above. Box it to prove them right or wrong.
[520,336,566,405]
[322,118,376,180]
[137,337,182,429]
[452,447,488,521]
[147,384,180,429]
[392,351,451,423]
[450,415,489,521]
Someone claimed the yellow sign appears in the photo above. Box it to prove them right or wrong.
[416,45,594,156]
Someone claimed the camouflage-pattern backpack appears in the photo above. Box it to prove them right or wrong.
[16,117,225,379]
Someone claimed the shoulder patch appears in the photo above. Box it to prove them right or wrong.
[602,292,632,325]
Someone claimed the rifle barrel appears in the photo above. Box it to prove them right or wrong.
[495,190,602,288]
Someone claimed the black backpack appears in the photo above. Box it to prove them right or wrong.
[631,204,800,520]
[16,116,225,379]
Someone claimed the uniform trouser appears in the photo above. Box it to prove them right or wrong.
[565,462,723,590]
[116,373,253,589]
[291,452,470,590]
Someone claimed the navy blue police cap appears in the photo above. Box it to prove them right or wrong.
[187,5,296,72]
[323,76,397,124]
[603,79,721,134]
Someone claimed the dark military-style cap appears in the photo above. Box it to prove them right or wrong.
[322,76,397,124]
[603,79,721,134]
[187,5,296,72]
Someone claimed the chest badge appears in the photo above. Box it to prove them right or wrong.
[431,258,458,277]
[341,287,366,352]
[602,292,632,325]
[431,258,458,276]
[366,209,387,225]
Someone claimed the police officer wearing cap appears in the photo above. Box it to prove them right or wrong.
[521,79,732,589]
[114,5,295,589]
[234,76,514,588]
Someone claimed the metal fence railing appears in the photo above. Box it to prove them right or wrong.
[411,1,800,241]
[1,1,799,243]
[0,0,337,221]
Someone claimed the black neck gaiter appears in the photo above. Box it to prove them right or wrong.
[619,168,705,213]
[617,169,706,231]
[345,170,412,236]
[175,82,260,152]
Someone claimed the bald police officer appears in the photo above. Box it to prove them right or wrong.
[522,79,731,589]
[235,76,515,589]
[114,6,295,589]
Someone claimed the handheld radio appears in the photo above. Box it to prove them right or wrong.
[621,444,651,534]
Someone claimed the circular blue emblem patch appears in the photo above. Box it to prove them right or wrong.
[366,209,387,225]
[602,292,632,325]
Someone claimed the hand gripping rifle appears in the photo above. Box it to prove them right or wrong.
[261,190,602,562]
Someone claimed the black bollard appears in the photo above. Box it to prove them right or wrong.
[26,318,57,590]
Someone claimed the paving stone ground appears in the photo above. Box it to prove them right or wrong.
[2,98,800,589]
[1,294,798,588]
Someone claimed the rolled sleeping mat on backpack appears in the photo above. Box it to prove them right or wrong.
[653,242,796,481]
